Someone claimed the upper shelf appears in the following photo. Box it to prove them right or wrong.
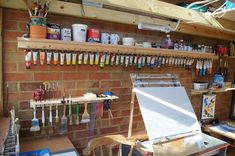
[17,37,218,59]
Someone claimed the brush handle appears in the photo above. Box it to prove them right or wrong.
[84,103,88,114]
[63,103,66,116]
[42,105,45,126]
[55,104,59,118]
[49,105,52,125]
[76,103,79,124]
[33,105,36,119]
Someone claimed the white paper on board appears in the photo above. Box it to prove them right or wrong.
[134,87,201,143]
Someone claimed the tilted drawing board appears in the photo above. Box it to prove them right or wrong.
[134,87,201,143]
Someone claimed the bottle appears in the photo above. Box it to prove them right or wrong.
[179,40,184,51]
[165,34,172,49]
[174,41,179,50]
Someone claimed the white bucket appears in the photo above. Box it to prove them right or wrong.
[72,24,88,42]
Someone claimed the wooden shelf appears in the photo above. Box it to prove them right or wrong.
[30,95,119,108]
[191,88,234,95]
[17,37,218,59]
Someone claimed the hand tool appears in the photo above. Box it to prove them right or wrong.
[69,95,73,125]
[81,102,90,123]
[75,102,80,125]
[30,105,40,132]
[60,92,68,134]
[41,105,46,135]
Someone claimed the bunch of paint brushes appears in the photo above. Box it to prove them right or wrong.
[23,0,50,17]
[30,82,116,135]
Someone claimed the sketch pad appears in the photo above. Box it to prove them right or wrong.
[134,87,201,142]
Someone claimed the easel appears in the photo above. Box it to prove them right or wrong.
[128,73,181,137]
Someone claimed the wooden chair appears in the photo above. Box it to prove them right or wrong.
[83,135,135,156]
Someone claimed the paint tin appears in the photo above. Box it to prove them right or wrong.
[47,23,60,40]
[87,28,100,42]
[61,28,71,41]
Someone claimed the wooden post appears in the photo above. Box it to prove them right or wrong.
[128,90,135,138]
[0,8,3,116]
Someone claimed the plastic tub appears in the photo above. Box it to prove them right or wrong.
[72,24,88,42]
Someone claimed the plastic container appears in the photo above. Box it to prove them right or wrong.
[47,23,60,40]
[72,24,88,42]
[193,82,208,90]
[29,16,47,39]
[87,28,100,42]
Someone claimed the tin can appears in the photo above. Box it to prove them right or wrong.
[47,23,60,40]
[61,28,71,41]
[87,28,100,42]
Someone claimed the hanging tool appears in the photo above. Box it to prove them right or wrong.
[81,103,90,123]
[224,60,228,81]
[60,92,68,134]
[48,104,53,135]
[75,102,80,125]
[104,100,113,119]
[41,105,46,135]
[30,105,40,132]
[69,95,73,125]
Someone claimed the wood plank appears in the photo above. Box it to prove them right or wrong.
[178,23,235,41]
[17,37,219,59]
[0,8,3,117]
[1,0,235,41]
[100,0,221,27]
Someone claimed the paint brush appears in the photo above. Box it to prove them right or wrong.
[30,105,40,132]
[75,102,79,125]
[69,95,73,125]
[41,105,46,135]
[81,103,90,123]
[60,92,68,134]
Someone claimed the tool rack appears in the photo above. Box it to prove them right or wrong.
[30,95,119,108]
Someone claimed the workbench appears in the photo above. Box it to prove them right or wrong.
[20,136,79,156]
[122,133,229,156]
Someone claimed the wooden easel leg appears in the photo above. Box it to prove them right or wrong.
[128,91,135,138]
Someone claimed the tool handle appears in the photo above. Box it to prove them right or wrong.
[33,105,36,119]
[69,101,72,117]
[55,104,58,118]
[49,105,52,124]
[76,103,79,116]
[63,103,66,116]
[84,103,88,113]
[42,106,45,125]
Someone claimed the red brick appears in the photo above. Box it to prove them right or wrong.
[121,109,130,116]
[96,119,109,127]
[18,63,49,71]
[20,120,31,128]
[3,63,17,72]
[34,73,63,81]
[111,117,129,125]
[89,73,110,80]
[63,73,88,80]
[75,130,91,138]
[100,81,121,88]
[3,42,17,52]
[99,126,119,135]
[4,73,33,81]
[76,81,100,88]
[19,101,30,109]
[77,65,100,71]
[18,92,34,101]
[49,65,77,71]
[3,31,23,41]
[17,110,33,120]
[3,20,17,30]
[18,22,28,31]
[111,73,130,80]
[3,9,19,20]
[20,82,43,91]
[133,115,143,122]
[68,124,88,131]
[110,88,131,95]
[61,81,76,89]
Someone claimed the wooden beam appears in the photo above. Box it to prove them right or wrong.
[0,8,3,117]
[100,0,221,27]
[1,0,235,41]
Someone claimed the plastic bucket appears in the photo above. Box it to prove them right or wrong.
[29,16,47,39]
[72,24,88,42]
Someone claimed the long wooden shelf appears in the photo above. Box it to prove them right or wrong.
[191,87,235,95]
[17,37,218,59]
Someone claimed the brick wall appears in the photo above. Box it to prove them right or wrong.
[2,8,234,153]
